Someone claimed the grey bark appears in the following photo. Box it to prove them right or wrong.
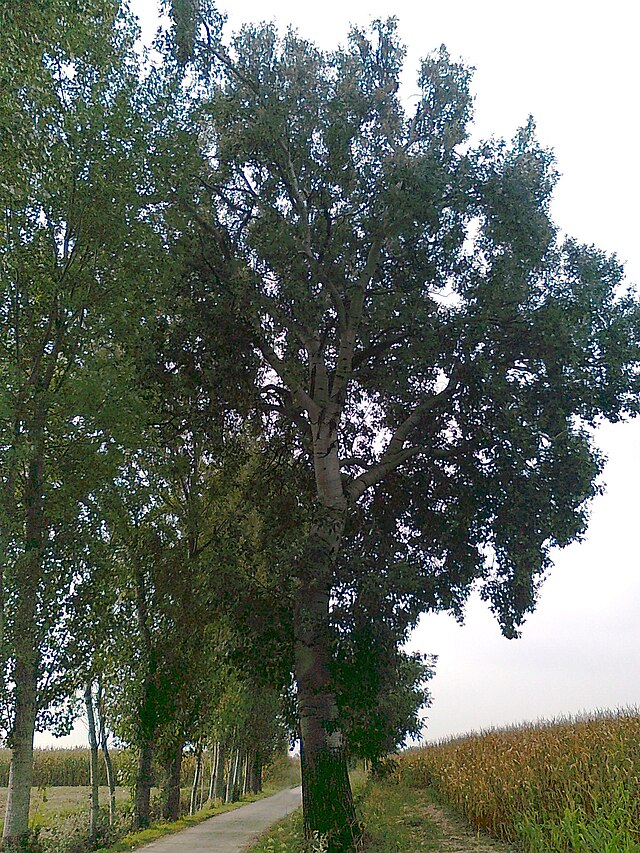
[162,740,183,821]
[96,683,116,824]
[3,427,45,847]
[225,747,240,804]
[189,743,203,815]
[134,738,155,829]
[85,682,100,843]
[212,741,226,801]
[2,664,37,847]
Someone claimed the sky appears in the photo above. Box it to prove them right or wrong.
[36,0,640,747]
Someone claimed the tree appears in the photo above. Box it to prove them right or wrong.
[186,18,640,850]
[0,2,179,843]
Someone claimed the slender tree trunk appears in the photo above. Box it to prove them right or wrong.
[162,741,183,821]
[252,752,263,794]
[212,742,226,801]
[207,743,217,802]
[225,747,240,804]
[132,555,157,830]
[96,684,116,825]
[85,682,100,844]
[242,752,252,797]
[199,748,205,810]
[189,743,203,816]
[3,437,45,848]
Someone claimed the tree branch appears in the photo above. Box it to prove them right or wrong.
[346,372,460,502]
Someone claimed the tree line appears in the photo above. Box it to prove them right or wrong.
[1,1,639,850]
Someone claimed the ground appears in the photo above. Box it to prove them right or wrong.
[0,786,129,824]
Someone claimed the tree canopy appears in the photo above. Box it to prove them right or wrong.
[1,6,639,852]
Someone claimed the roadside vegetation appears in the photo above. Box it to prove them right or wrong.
[0,750,299,853]
[3,0,640,849]
[397,709,640,852]
[249,772,508,853]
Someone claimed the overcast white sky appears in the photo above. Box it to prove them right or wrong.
[38,0,639,747]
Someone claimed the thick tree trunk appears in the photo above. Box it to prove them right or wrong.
[293,457,360,853]
[133,738,154,829]
[162,741,183,821]
[189,743,203,815]
[294,575,359,852]
[2,662,37,848]
[85,683,100,843]
[96,685,116,825]
[212,742,226,801]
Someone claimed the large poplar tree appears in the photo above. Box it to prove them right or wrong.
[186,19,640,850]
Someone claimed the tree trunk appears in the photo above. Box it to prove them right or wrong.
[162,741,183,821]
[132,555,158,830]
[189,743,203,816]
[96,684,116,825]
[293,504,360,851]
[252,752,263,794]
[212,741,226,801]
[225,747,240,804]
[133,738,154,829]
[207,743,217,802]
[3,438,45,848]
[85,683,100,843]
[2,662,37,848]
[242,752,252,797]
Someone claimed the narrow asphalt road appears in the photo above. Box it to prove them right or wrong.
[139,787,302,852]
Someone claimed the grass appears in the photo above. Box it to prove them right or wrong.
[0,786,130,825]
[397,708,640,852]
[247,777,443,852]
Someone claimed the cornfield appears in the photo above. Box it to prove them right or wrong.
[0,749,197,789]
[397,709,640,852]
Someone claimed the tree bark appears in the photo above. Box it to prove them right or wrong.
[85,682,100,843]
[96,683,116,825]
[242,752,252,797]
[2,661,37,848]
[132,554,158,830]
[225,747,240,804]
[133,737,155,829]
[252,752,263,794]
[212,741,226,801]
[162,741,183,821]
[189,743,203,816]
[3,435,45,848]
[293,433,360,853]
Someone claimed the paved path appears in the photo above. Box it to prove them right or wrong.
[139,787,302,852]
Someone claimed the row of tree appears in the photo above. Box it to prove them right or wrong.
[1,1,639,850]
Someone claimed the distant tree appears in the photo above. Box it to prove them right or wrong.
[185,18,640,850]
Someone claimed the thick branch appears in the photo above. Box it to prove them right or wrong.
[346,373,459,502]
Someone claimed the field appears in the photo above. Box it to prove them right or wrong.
[396,710,640,852]
[0,786,130,823]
